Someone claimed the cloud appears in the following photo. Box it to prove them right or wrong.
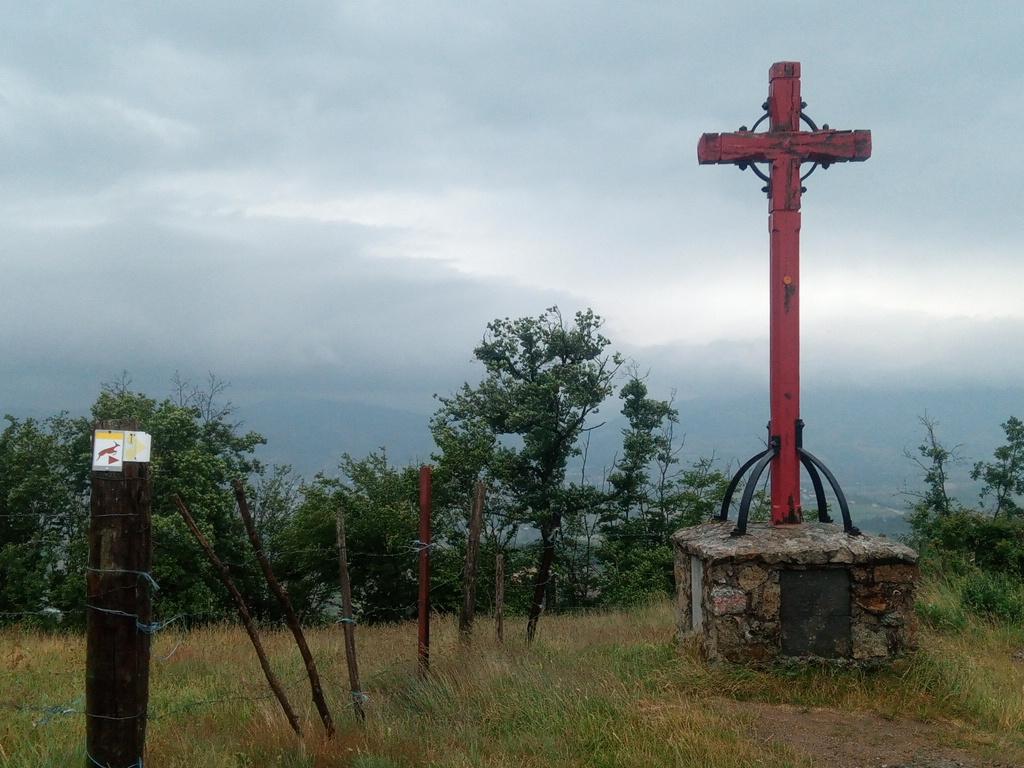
[0,2,1021,419]
[0,202,581,413]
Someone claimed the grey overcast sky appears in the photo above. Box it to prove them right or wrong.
[1,1,1022,419]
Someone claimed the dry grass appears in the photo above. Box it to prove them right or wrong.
[2,595,1022,767]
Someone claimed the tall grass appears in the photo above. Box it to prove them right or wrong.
[2,595,1022,767]
[913,574,1024,732]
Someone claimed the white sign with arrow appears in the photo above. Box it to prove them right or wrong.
[92,430,152,472]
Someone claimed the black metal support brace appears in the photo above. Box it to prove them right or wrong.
[719,447,773,521]
[718,420,859,536]
[795,418,832,523]
[737,105,829,198]
[798,448,860,536]
[731,437,779,536]
[800,453,832,523]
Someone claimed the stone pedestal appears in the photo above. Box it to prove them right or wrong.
[673,522,918,663]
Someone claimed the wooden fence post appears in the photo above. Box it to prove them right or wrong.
[172,494,302,736]
[335,506,365,722]
[495,552,505,644]
[417,465,432,678]
[458,481,485,641]
[233,480,335,738]
[86,420,152,768]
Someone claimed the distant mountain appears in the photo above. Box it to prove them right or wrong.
[237,385,1023,537]
[237,397,436,477]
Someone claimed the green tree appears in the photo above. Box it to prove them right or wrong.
[0,374,271,626]
[606,371,677,524]
[904,415,1024,586]
[0,413,90,625]
[905,414,960,522]
[555,476,605,608]
[673,456,730,527]
[431,307,622,641]
[250,465,303,558]
[971,417,1024,519]
[596,373,675,604]
[596,373,728,605]
[90,375,269,621]
[273,451,464,622]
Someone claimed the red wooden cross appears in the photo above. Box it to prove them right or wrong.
[698,62,870,528]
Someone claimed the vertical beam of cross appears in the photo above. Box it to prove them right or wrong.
[768,62,803,523]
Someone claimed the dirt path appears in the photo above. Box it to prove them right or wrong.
[713,698,1023,768]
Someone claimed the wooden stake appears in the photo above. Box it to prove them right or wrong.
[495,552,505,644]
[86,420,152,768]
[417,465,432,678]
[233,480,335,738]
[172,494,301,736]
[334,506,365,722]
[458,481,486,641]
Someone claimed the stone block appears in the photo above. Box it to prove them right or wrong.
[852,624,889,659]
[881,610,904,627]
[851,566,873,583]
[855,589,891,615]
[709,564,732,584]
[873,564,916,583]
[673,521,918,568]
[710,586,747,615]
[754,581,780,620]
[737,564,768,591]
[855,583,910,615]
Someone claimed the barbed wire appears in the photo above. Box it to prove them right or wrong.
[5,524,677,564]
[2,506,676,752]
[0,537,80,549]
[2,650,429,733]
[0,530,649,626]
[0,667,83,679]
[0,512,133,519]
[1,670,316,726]
[0,607,74,619]
[0,524,671,627]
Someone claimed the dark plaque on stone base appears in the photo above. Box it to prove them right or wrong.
[779,569,851,658]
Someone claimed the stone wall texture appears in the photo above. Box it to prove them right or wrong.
[673,522,919,663]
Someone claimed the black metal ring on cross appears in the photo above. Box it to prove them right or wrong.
[735,107,829,194]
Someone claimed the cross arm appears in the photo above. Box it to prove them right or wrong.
[698,129,871,165]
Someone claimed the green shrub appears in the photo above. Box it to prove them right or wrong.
[960,570,1024,624]
[917,598,969,632]
[917,511,1024,576]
